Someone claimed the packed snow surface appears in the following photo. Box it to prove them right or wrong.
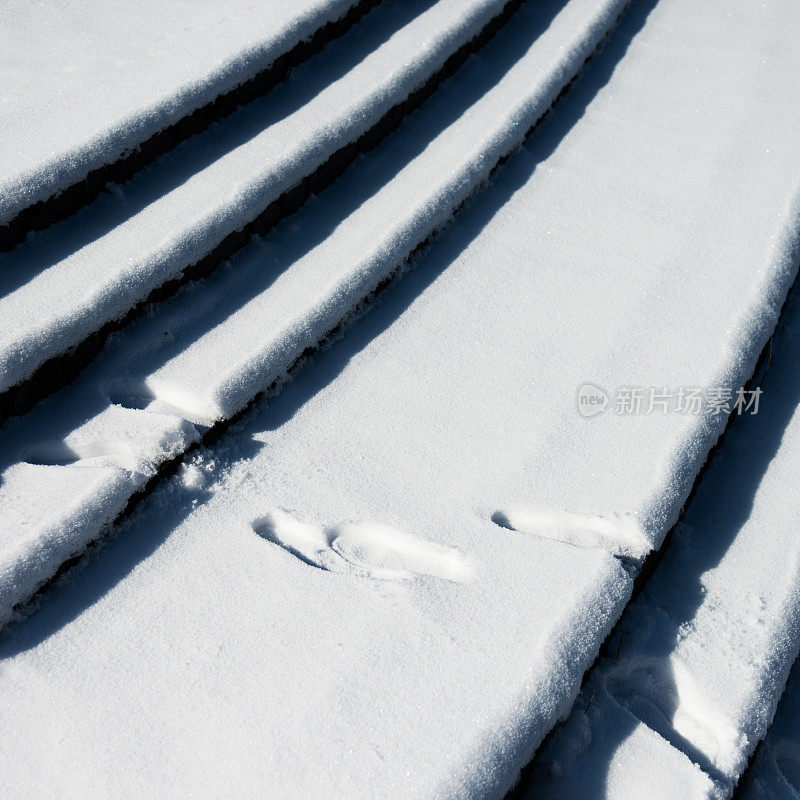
[0,0,629,625]
[525,278,800,800]
[1,0,800,797]
[0,0,521,392]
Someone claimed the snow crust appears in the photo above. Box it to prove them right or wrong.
[0,0,516,393]
[1,0,800,796]
[525,208,800,800]
[0,0,628,626]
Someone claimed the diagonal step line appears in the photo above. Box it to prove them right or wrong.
[2,0,635,633]
[0,0,530,425]
[506,257,800,799]
[0,0,384,252]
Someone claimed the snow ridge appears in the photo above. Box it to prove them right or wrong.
[522,271,800,799]
[0,0,629,628]
[0,0,525,418]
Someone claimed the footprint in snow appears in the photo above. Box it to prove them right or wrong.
[22,386,201,471]
[491,507,650,560]
[23,439,151,470]
[604,657,736,780]
[107,382,215,428]
[253,509,473,583]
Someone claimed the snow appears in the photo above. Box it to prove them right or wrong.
[1,0,800,796]
[0,0,362,223]
[0,405,197,622]
[491,509,650,560]
[0,0,521,394]
[523,228,800,799]
[254,511,477,583]
[0,500,630,798]
[538,713,721,799]
[140,0,631,424]
[0,0,629,625]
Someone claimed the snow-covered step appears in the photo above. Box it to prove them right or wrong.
[0,0,525,416]
[522,266,800,796]
[3,0,800,792]
[0,483,632,798]
[139,0,633,427]
[0,0,373,243]
[0,406,200,625]
[2,1,800,795]
[0,0,630,625]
